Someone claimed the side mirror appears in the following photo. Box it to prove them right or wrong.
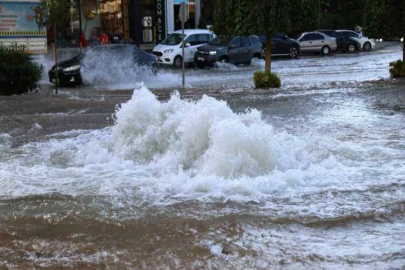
[229,44,237,49]
[185,43,191,47]
[283,35,288,40]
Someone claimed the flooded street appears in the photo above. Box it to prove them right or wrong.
[1,43,405,269]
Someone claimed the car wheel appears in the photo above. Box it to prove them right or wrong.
[220,56,229,63]
[173,56,182,69]
[253,53,262,60]
[289,46,298,58]
[322,46,330,55]
[348,44,356,53]
[363,42,372,51]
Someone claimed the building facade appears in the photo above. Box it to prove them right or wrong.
[58,0,215,48]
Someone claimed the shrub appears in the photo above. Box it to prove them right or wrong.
[253,70,281,88]
[0,43,43,95]
[389,60,405,78]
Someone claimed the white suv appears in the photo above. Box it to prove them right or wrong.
[152,29,215,68]
[336,30,375,51]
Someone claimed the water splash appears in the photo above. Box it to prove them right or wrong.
[111,83,305,178]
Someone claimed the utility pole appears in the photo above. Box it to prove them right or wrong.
[179,2,188,89]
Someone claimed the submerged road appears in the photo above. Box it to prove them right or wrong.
[0,42,404,269]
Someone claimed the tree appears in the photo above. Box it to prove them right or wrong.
[38,0,71,93]
[290,0,321,38]
[319,0,366,30]
[214,0,320,73]
[364,0,405,61]
[198,16,207,29]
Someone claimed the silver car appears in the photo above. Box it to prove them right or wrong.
[297,32,337,55]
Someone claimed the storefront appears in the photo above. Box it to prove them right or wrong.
[131,0,204,46]
[56,0,215,48]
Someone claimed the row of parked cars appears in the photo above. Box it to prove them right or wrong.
[48,29,376,85]
[152,29,376,68]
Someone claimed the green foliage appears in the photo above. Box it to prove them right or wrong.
[38,0,71,33]
[254,71,281,88]
[212,0,236,35]
[363,0,404,39]
[0,44,43,96]
[213,0,320,76]
[234,0,292,37]
[319,0,366,30]
[290,0,320,37]
[198,16,207,29]
[389,60,405,78]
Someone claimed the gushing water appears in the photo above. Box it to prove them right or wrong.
[2,43,405,269]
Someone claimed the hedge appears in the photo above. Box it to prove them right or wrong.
[0,43,43,95]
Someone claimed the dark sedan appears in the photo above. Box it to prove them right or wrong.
[259,33,300,58]
[194,35,263,68]
[319,30,361,53]
[49,45,157,86]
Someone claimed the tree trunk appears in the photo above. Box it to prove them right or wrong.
[265,32,272,73]
[53,23,59,94]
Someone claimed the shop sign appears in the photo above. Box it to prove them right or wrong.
[156,0,165,43]
[0,1,46,37]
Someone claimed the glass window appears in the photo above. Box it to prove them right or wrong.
[305,34,324,40]
[250,36,259,45]
[345,31,359,38]
[197,34,209,44]
[240,37,250,47]
[209,36,233,46]
[322,31,335,37]
[230,37,241,48]
[186,34,198,45]
[300,34,310,41]
[161,33,184,45]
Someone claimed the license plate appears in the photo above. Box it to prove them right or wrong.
[198,57,205,61]
[157,56,161,61]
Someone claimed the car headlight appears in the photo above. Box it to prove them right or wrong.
[209,51,217,55]
[63,65,80,72]
[164,49,174,54]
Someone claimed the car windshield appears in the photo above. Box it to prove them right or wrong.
[208,36,233,46]
[161,33,185,45]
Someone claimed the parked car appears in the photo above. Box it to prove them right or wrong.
[336,30,375,51]
[319,30,361,53]
[152,29,215,68]
[259,33,300,58]
[48,45,157,86]
[296,32,337,55]
[194,35,263,68]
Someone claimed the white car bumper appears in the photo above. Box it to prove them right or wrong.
[152,51,176,65]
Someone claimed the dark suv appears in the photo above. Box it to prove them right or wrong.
[194,35,263,68]
[259,33,300,58]
[319,30,361,53]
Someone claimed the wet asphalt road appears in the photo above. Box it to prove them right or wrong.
[0,41,405,269]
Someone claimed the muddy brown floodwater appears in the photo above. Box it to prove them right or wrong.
[1,43,405,269]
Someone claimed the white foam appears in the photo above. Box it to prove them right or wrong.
[80,47,182,90]
[0,85,402,208]
[0,133,11,149]
[110,83,305,178]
